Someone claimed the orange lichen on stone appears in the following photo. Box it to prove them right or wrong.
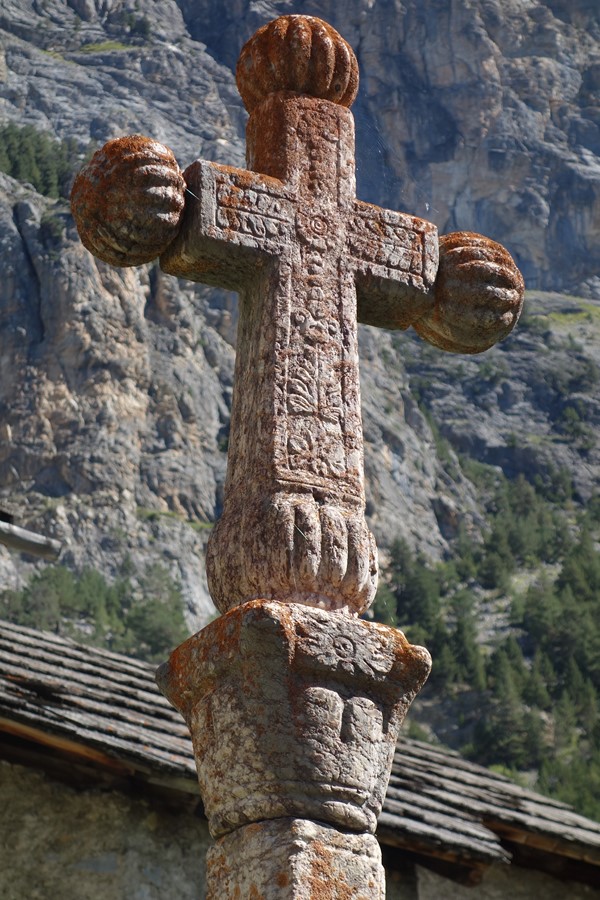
[71,134,185,267]
[205,819,385,898]
[236,15,359,112]
[413,231,524,353]
[157,599,430,842]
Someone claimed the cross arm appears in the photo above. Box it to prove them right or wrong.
[160,161,293,292]
[349,200,439,330]
[348,205,524,353]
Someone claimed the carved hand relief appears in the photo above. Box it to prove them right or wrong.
[225,494,378,613]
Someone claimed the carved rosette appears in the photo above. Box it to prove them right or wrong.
[236,15,359,112]
[413,231,525,353]
[156,600,431,838]
[71,135,185,267]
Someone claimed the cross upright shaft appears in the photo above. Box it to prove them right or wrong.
[245,96,364,499]
[161,37,441,616]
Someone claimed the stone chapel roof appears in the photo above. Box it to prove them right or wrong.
[1,618,599,888]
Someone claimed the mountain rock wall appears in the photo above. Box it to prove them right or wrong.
[0,0,598,624]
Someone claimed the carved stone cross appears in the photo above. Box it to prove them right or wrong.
[71,14,524,898]
[161,59,444,618]
[73,15,522,621]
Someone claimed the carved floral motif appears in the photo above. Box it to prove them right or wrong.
[294,614,394,680]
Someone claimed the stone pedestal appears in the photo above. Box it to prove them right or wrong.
[157,600,430,837]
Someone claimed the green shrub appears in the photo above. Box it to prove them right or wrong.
[374,470,600,818]
[1,559,188,663]
[0,123,81,198]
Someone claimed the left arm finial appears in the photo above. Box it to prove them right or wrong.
[70,134,185,267]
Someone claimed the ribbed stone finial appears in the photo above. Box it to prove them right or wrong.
[413,233,525,354]
[236,15,359,113]
[71,135,185,267]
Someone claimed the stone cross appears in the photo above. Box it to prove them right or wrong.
[161,46,441,619]
[71,14,524,899]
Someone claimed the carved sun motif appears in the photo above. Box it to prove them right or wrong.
[294,619,394,679]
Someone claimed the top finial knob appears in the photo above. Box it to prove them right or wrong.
[236,15,359,113]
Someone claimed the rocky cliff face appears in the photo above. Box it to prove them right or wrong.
[192,0,600,296]
[0,0,598,626]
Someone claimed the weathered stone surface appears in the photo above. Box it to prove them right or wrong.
[413,232,524,354]
[157,599,431,837]
[71,135,186,267]
[0,760,210,900]
[236,15,360,113]
[206,818,385,899]
[415,862,599,900]
[67,6,523,620]
[159,84,443,615]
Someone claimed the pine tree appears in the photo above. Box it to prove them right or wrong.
[0,561,187,663]
[452,614,485,690]
[523,652,552,709]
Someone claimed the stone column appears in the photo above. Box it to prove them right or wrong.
[70,12,523,898]
[154,18,436,896]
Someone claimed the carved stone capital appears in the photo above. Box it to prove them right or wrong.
[156,599,431,837]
